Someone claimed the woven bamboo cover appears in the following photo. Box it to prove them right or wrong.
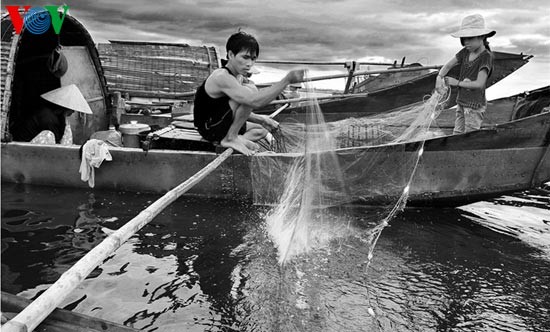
[97,41,219,99]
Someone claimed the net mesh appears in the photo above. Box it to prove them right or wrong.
[251,73,450,264]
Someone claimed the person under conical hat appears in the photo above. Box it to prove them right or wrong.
[40,84,93,114]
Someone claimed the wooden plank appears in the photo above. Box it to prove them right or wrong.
[1,292,138,332]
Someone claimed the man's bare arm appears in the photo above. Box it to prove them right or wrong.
[209,69,304,109]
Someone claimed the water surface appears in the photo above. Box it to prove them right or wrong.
[2,183,549,331]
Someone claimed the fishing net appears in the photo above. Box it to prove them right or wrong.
[250,73,450,264]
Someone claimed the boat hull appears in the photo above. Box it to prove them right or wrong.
[3,112,549,205]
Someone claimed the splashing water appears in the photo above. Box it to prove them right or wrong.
[252,77,450,264]
[263,74,351,264]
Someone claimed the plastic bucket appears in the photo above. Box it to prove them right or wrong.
[119,121,151,148]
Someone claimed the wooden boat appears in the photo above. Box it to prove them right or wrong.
[1,10,109,144]
[269,51,533,122]
[1,292,138,332]
[353,62,430,92]
[2,86,549,205]
[1,12,548,206]
[352,52,530,95]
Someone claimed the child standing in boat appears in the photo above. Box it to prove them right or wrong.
[436,14,495,134]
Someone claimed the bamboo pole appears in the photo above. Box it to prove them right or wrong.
[256,60,354,66]
[269,93,369,105]
[267,103,290,117]
[255,59,420,67]
[112,65,441,100]
[261,65,442,86]
[2,103,288,332]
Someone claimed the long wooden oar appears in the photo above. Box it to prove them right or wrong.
[2,104,288,332]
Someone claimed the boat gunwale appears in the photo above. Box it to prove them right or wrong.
[1,109,548,158]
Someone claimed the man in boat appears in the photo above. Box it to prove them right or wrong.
[193,31,305,156]
[11,84,92,145]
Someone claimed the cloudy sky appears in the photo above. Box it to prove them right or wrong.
[6,0,549,95]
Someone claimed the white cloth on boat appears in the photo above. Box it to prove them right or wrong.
[79,139,113,188]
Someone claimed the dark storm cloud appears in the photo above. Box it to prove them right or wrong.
[3,0,548,64]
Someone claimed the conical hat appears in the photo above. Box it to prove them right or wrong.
[40,84,93,114]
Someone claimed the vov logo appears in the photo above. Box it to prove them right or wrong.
[5,5,69,35]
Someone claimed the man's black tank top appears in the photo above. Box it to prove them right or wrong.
[193,67,235,130]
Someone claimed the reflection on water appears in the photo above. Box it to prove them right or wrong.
[458,186,550,259]
[2,183,550,331]
[1,183,248,331]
